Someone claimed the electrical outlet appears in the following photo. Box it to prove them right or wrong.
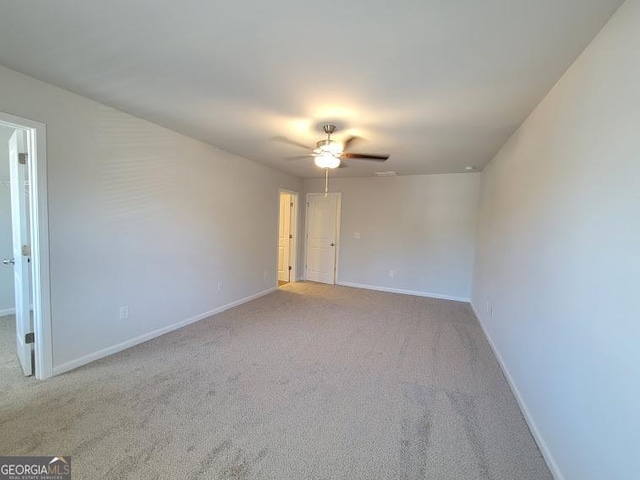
[263,270,268,280]
[119,305,129,320]
[217,282,223,292]
[389,270,395,278]
[490,306,494,318]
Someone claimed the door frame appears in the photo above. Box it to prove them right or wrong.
[277,189,298,284]
[304,192,342,284]
[0,110,52,380]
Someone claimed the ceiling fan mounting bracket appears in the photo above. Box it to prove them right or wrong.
[322,124,337,136]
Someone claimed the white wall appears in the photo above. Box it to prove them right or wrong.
[0,126,15,314]
[304,174,480,301]
[0,64,301,371]
[472,1,639,479]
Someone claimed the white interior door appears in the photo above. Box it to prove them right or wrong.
[306,193,339,284]
[278,193,292,282]
[9,129,33,376]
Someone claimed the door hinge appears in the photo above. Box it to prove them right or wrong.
[290,202,294,207]
[288,266,292,271]
[25,332,35,344]
[18,153,28,165]
[22,245,31,256]
[289,234,293,239]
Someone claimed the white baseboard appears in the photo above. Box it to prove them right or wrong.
[52,287,277,377]
[469,302,564,480]
[0,307,16,317]
[337,281,470,303]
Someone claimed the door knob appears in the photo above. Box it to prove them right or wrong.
[330,243,335,247]
[2,258,15,265]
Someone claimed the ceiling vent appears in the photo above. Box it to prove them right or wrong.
[374,171,397,177]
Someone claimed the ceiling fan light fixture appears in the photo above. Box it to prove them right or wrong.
[314,152,341,169]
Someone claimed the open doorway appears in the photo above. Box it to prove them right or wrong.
[278,190,298,287]
[0,111,52,380]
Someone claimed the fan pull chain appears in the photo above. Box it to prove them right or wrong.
[324,168,329,197]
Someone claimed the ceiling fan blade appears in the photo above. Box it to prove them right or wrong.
[284,155,313,161]
[342,135,361,152]
[341,152,390,161]
[271,136,312,150]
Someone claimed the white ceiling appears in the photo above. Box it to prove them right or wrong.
[0,0,623,178]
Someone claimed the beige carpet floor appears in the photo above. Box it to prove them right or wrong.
[0,313,26,391]
[0,282,552,479]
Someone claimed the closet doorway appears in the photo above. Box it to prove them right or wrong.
[277,190,298,287]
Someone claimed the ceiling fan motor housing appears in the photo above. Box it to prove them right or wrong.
[316,139,335,149]
[315,139,343,155]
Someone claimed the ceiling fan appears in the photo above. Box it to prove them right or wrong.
[275,124,390,169]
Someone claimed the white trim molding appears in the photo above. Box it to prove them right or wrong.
[53,287,277,376]
[470,302,565,480]
[337,281,470,303]
[0,307,16,317]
